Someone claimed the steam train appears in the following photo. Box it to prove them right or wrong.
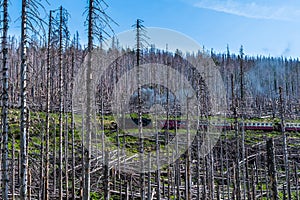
[161,120,300,132]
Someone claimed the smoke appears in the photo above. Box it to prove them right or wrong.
[246,58,286,98]
[282,44,291,57]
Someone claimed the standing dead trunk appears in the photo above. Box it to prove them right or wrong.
[39,121,45,199]
[147,154,151,200]
[135,19,145,199]
[246,149,251,199]
[27,169,31,200]
[1,0,9,199]
[20,0,29,198]
[226,141,230,199]
[251,165,256,200]
[83,1,94,199]
[103,151,110,200]
[53,119,57,195]
[279,87,291,200]
[11,134,16,200]
[71,41,76,200]
[196,131,201,199]
[58,6,64,200]
[239,48,246,200]
[231,74,241,200]
[266,138,278,200]
[64,64,69,200]
[155,87,161,200]
[83,1,115,197]
[220,137,225,200]
[44,10,53,200]
[185,98,192,200]
[294,162,299,200]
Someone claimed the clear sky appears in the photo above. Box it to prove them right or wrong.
[7,0,300,58]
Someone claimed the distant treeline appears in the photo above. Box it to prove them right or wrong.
[2,36,299,118]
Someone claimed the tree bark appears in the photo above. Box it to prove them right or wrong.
[58,6,64,200]
[266,138,278,200]
[279,87,291,200]
[83,0,94,199]
[20,0,29,198]
[44,10,53,200]
[1,0,9,199]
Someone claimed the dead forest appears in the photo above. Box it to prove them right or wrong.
[0,0,300,200]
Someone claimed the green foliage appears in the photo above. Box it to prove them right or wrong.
[90,192,100,199]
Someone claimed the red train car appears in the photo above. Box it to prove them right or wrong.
[285,123,300,132]
[159,119,300,132]
[244,122,274,131]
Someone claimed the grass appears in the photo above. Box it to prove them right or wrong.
[4,108,300,199]
[4,108,300,160]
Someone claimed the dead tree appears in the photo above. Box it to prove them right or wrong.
[44,10,53,200]
[20,0,46,199]
[279,87,291,199]
[136,18,145,199]
[266,138,278,200]
[54,6,70,199]
[239,46,247,199]
[20,1,29,198]
[70,33,78,200]
[84,0,116,199]
[11,133,16,200]
[1,0,9,199]
[231,74,241,200]
[58,6,64,199]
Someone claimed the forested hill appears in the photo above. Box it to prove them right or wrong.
[3,36,299,119]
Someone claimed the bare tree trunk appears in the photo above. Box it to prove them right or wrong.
[218,138,224,199]
[64,36,72,200]
[231,74,241,200]
[279,87,291,200]
[265,151,270,199]
[258,146,263,198]
[147,154,152,200]
[20,0,29,198]
[210,146,215,199]
[135,19,145,199]
[266,138,278,200]
[83,1,94,199]
[71,43,76,200]
[11,134,16,200]
[225,132,230,200]
[232,163,236,200]
[53,119,57,195]
[283,184,287,200]
[103,151,110,200]
[154,87,161,200]
[251,165,256,200]
[294,162,299,200]
[58,6,64,200]
[81,109,85,199]
[185,98,192,200]
[239,50,246,200]
[64,69,69,200]
[246,149,251,199]
[39,122,45,199]
[45,10,53,200]
[197,131,201,199]
[1,0,9,199]
[203,156,208,200]
[27,169,31,200]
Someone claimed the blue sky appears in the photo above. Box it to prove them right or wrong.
[8,0,300,58]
